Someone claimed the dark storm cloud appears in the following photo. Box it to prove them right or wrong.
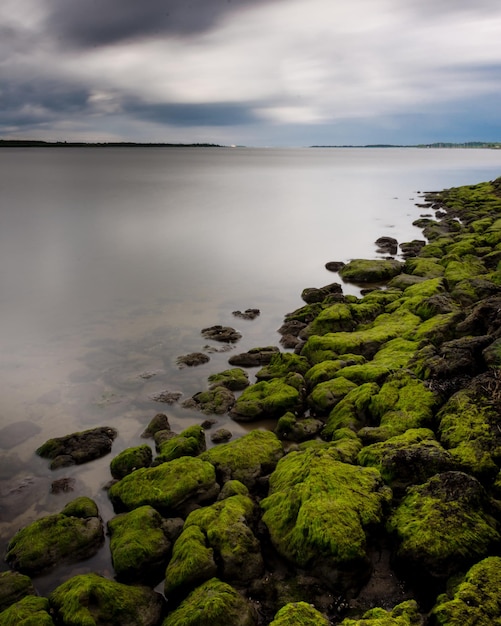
[126,100,258,127]
[46,0,281,48]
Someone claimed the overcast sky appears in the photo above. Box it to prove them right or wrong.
[2,0,501,146]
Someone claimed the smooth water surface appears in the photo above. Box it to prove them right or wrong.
[0,146,500,590]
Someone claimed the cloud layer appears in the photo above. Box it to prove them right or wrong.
[2,0,501,145]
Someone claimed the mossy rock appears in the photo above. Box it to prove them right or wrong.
[283,303,324,324]
[0,595,54,626]
[275,412,323,442]
[412,312,462,345]
[305,356,366,387]
[200,430,283,488]
[261,448,391,592]
[108,505,174,583]
[443,254,487,287]
[49,572,164,626]
[387,471,500,582]
[322,382,380,440]
[5,497,104,576]
[404,257,445,279]
[450,276,501,306]
[207,368,249,391]
[154,425,207,465]
[36,426,118,469]
[141,413,171,438]
[165,494,263,596]
[301,282,343,304]
[108,456,219,515]
[110,444,152,479]
[0,571,36,613]
[269,601,329,625]
[301,302,355,337]
[339,599,423,625]
[229,379,301,421]
[387,273,426,289]
[183,387,236,415]
[339,259,404,283]
[429,556,501,625]
[162,577,257,626]
[358,428,456,490]
[307,377,358,415]
[255,353,310,381]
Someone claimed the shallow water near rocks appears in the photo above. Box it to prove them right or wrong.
[1,146,501,598]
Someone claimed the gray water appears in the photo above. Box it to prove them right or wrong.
[1,146,501,590]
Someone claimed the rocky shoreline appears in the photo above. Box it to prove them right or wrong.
[3,177,501,624]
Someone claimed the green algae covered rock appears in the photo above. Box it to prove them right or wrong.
[305,356,366,387]
[429,556,501,626]
[49,572,164,626]
[404,257,445,279]
[261,448,391,591]
[165,494,263,597]
[200,430,283,488]
[0,571,36,612]
[207,368,249,390]
[339,259,404,283]
[339,599,423,625]
[229,379,301,421]
[162,577,257,626]
[0,595,54,626]
[269,601,329,625]
[154,424,206,465]
[5,497,104,576]
[322,382,379,440]
[275,412,323,442]
[108,505,176,583]
[183,386,236,415]
[387,471,500,581]
[307,377,358,414]
[301,302,355,337]
[110,444,152,479]
[108,456,219,515]
[255,352,310,381]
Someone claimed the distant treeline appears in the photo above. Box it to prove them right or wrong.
[312,142,501,149]
[0,140,223,148]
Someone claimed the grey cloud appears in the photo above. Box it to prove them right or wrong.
[46,0,283,48]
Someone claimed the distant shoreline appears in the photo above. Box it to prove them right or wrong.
[0,140,224,148]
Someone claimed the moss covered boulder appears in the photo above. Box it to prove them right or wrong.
[261,447,391,592]
[269,601,329,625]
[229,379,301,421]
[307,377,358,415]
[200,430,283,488]
[182,387,236,415]
[322,382,380,440]
[36,426,118,469]
[110,444,152,479]
[339,599,423,625]
[108,505,179,583]
[165,494,263,597]
[301,302,355,337]
[305,356,366,387]
[255,352,310,381]
[339,259,404,283]
[108,456,219,515]
[0,571,36,612]
[5,497,104,576]
[49,573,164,626]
[207,368,250,390]
[0,595,54,625]
[163,578,257,625]
[275,412,323,442]
[387,471,500,582]
[153,424,207,465]
[429,556,501,625]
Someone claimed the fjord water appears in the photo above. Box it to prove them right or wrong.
[1,146,501,589]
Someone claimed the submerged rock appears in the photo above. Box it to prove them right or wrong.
[176,352,210,368]
[36,426,118,469]
[228,346,280,367]
[201,325,242,343]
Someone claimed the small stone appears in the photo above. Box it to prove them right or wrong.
[176,352,210,368]
[210,428,233,443]
[201,325,242,343]
[232,308,260,320]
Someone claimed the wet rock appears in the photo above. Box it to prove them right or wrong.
[153,425,206,465]
[210,428,233,443]
[325,261,346,272]
[36,426,118,469]
[201,325,242,343]
[228,346,280,367]
[182,387,236,415]
[141,413,171,438]
[49,573,164,626]
[375,236,398,255]
[208,368,250,391]
[5,497,104,576]
[232,308,260,320]
[110,444,153,479]
[399,240,426,259]
[301,282,343,304]
[176,352,210,368]
[0,570,36,612]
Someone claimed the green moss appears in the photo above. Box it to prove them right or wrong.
[256,353,310,380]
[261,448,391,572]
[443,255,487,287]
[162,578,257,626]
[60,496,99,518]
[284,302,324,324]
[49,572,164,626]
[305,356,366,386]
[154,425,206,465]
[110,444,152,479]
[302,303,355,337]
[339,600,422,625]
[322,382,379,440]
[186,387,236,415]
[339,259,404,283]
[207,368,249,390]
[200,430,283,488]
[0,596,53,626]
[430,556,501,625]
[404,257,445,278]
[0,571,36,613]
[269,601,329,625]
[307,377,358,414]
[411,312,460,345]
[230,379,301,421]
[108,505,172,583]
[108,456,218,515]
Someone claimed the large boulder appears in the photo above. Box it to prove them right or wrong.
[49,573,164,626]
[153,425,206,465]
[269,601,329,625]
[5,497,104,576]
[229,379,301,422]
[339,259,404,283]
[228,346,280,367]
[108,456,219,516]
[110,444,152,479]
[36,426,118,469]
[0,595,54,625]
[0,570,36,613]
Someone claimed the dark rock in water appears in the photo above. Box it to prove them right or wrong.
[0,570,36,612]
[176,352,210,368]
[201,325,242,343]
[182,387,236,415]
[208,368,250,391]
[228,346,280,367]
[375,236,398,255]
[325,261,346,272]
[280,334,303,349]
[200,418,217,429]
[36,426,118,469]
[301,282,343,304]
[150,390,183,404]
[141,413,171,438]
[399,239,426,259]
[51,477,76,494]
[0,421,41,449]
[210,428,233,443]
[232,308,260,320]
[277,319,307,337]
[6,497,104,576]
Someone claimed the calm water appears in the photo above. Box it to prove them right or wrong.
[1,146,501,590]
